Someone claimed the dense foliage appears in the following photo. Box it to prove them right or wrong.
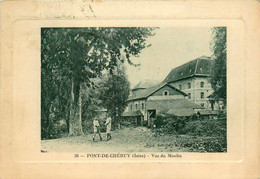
[41,27,156,139]
[167,135,227,152]
[210,27,227,104]
[98,65,130,129]
[154,113,188,134]
[153,112,227,152]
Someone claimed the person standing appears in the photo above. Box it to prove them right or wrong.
[92,118,102,142]
[105,116,112,141]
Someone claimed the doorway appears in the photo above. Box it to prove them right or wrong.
[148,110,156,127]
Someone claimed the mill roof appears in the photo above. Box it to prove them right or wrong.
[128,83,187,101]
[162,56,213,83]
[146,99,202,111]
[198,110,219,116]
[132,79,161,91]
[166,108,195,117]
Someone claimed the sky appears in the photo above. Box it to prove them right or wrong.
[125,27,213,88]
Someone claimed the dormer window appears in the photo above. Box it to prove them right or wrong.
[179,85,182,90]
[163,90,169,96]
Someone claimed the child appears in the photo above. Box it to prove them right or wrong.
[105,116,112,141]
[93,118,102,141]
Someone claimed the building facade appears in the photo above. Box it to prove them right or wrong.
[163,56,220,110]
[123,56,223,126]
[123,83,202,126]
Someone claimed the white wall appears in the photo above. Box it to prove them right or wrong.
[169,76,214,109]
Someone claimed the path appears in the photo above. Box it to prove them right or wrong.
[41,126,189,153]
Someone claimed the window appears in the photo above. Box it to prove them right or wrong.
[142,103,144,110]
[179,85,182,90]
[201,103,204,107]
[188,82,191,89]
[200,82,204,88]
[163,90,169,96]
[130,104,132,111]
[201,92,204,99]
[135,104,138,110]
[188,93,191,99]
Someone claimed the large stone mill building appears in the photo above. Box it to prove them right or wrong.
[122,56,222,126]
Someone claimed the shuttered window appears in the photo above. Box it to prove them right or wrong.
[188,82,191,89]
[200,82,204,88]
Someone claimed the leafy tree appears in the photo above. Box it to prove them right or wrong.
[41,27,156,138]
[81,80,103,134]
[210,27,227,105]
[98,63,130,129]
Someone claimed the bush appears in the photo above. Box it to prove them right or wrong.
[154,113,188,135]
[152,113,227,152]
[142,120,148,127]
[191,114,199,121]
[182,118,227,137]
[41,119,68,140]
[154,112,226,138]
[173,136,227,152]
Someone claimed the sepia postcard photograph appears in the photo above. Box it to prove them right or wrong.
[1,1,259,178]
[40,26,227,153]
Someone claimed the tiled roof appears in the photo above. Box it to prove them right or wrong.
[122,110,143,117]
[198,110,219,115]
[146,99,203,110]
[167,108,195,117]
[129,84,162,101]
[128,83,187,101]
[133,79,161,90]
[162,56,213,83]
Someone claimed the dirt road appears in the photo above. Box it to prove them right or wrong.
[41,126,189,153]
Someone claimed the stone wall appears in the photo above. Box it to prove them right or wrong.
[169,76,214,109]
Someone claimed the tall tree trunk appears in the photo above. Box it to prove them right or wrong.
[68,79,84,136]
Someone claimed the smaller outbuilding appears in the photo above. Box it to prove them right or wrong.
[121,110,143,125]
[197,110,220,119]
[122,82,203,127]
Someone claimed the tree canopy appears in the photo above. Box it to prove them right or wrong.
[98,63,130,128]
[210,27,227,104]
[41,27,156,138]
